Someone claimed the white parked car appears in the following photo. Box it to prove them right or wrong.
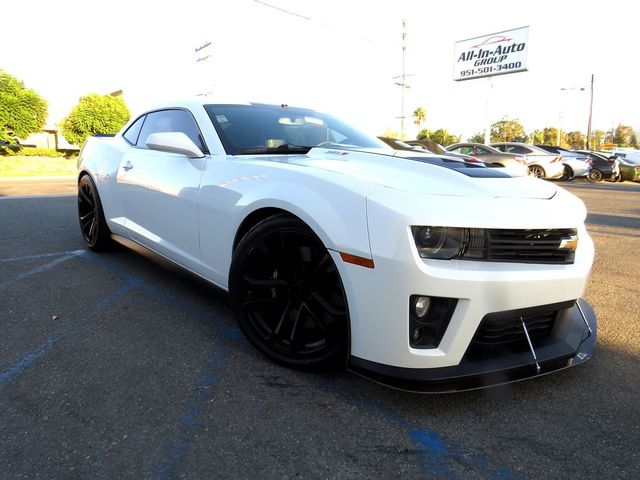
[491,142,566,179]
[533,145,592,180]
[77,100,596,392]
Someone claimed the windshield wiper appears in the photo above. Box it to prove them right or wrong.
[239,144,312,155]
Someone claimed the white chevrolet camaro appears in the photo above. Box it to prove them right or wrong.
[77,100,597,392]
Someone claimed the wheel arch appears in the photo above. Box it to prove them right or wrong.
[232,207,294,253]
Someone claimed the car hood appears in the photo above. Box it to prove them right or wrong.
[247,147,558,200]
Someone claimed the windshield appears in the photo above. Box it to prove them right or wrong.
[205,104,388,155]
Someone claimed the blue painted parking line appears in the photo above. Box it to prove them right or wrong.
[0,277,142,391]
[317,379,521,480]
[154,332,237,480]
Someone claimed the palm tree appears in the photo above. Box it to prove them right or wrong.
[413,107,426,132]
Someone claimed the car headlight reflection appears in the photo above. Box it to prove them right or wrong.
[412,226,466,259]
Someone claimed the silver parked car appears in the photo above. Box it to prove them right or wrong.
[446,143,528,175]
[534,145,592,180]
[491,142,565,179]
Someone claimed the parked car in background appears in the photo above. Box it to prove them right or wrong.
[381,138,484,164]
[378,136,422,151]
[615,157,640,182]
[534,145,592,180]
[490,142,565,179]
[446,142,528,175]
[609,148,640,163]
[574,150,620,182]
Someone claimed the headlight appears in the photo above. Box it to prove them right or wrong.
[411,226,578,264]
[411,226,466,259]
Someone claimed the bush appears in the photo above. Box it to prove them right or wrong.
[1,146,64,157]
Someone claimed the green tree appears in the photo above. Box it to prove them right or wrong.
[413,106,426,131]
[418,128,459,146]
[613,124,637,147]
[60,93,130,146]
[589,130,606,150]
[380,127,399,139]
[467,132,485,143]
[541,127,561,145]
[490,119,527,142]
[530,130,544,144]
[0,70,48,143]
[565,131,586,149]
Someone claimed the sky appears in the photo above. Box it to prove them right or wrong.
[1,0,638,140]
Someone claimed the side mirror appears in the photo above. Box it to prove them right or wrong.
[145,132,205,158]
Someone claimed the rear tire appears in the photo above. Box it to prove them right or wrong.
[587,169,603,183]
[229,215,349,370]
[78,174,112,251]
[528,165,545,178]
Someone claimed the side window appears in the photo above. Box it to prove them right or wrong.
[475,146,490,156]
[136,109,207,152]
[506,146,529,155]
[122,115,145,145]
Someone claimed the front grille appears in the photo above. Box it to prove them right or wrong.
[464,300,575,360]
[462,228,577,264]
[473,311,555,346]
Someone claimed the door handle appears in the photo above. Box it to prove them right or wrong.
[123,161,134,171]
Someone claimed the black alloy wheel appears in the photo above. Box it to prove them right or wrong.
[587,168,603,183]
[528,165,545,178]
[78,175,111,251]
[229,215,349,370]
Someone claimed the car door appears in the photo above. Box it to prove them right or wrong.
[116,108,208,269]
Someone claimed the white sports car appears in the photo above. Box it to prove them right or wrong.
[77,100,596,392]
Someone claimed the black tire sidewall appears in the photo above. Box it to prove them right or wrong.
[229,215,349,370]
[78,174,111,251]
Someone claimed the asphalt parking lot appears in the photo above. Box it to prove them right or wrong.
[1,180,638,479]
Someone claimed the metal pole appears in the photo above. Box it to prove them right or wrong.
[586,74,594,150]
[484,76,493,144]
[401,19,406,138]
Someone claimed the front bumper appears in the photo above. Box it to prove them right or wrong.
[348,299,596,393]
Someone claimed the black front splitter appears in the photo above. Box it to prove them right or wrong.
[348,299,597,393]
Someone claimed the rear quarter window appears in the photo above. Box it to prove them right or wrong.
[123,115,146,145]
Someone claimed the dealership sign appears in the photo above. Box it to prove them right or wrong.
[453,26,529,81]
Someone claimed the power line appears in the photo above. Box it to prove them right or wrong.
[253,0,311,21]
[252,0,378,44]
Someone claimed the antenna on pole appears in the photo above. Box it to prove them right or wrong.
[393,19,413,139]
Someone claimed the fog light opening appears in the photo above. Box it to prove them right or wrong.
[412,326,424,343]
[413,296,431,320]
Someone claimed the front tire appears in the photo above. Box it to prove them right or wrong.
[562,166,574,181]
[229,215,349,370]
[78,174,112,251]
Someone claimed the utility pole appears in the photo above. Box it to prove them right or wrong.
[586,74,594,150]
[195,41,213,97]
[392,20,413,139]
